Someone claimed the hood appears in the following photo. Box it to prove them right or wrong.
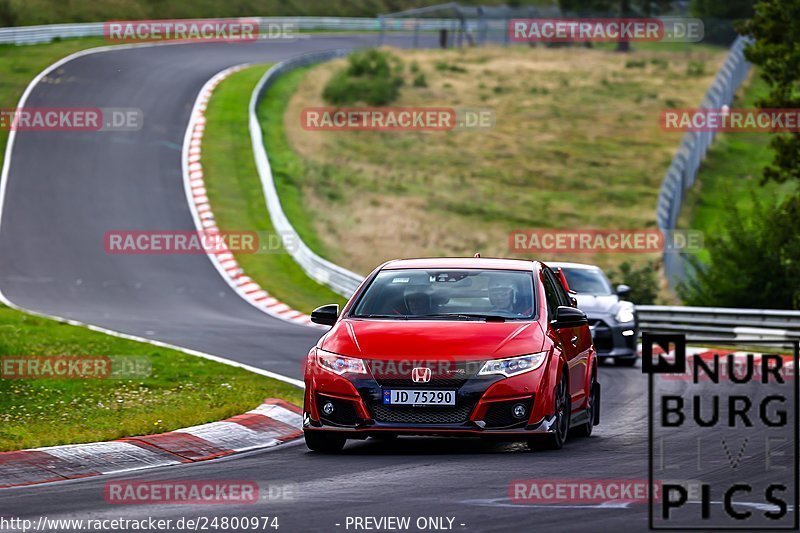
[574,294,620,315]
[321,319,544,361]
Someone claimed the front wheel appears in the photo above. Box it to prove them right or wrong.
[528,373,570,451]
[304,431,346,453]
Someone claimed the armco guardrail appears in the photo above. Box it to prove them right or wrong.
[657,35,753,289]
[249,49,366,298]
[0,17,463,45]
[637,305,800,342]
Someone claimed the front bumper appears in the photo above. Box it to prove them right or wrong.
[303,413,559,439]
[304,359,558,437]
[588,316,638,358]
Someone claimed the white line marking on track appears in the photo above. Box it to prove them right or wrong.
[0,43,305,389]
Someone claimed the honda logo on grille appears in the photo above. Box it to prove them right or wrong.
[412,367,432,383]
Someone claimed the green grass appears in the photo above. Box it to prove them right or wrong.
[0,303,302,452]
[201,66,346,313]
[681,72,798,262]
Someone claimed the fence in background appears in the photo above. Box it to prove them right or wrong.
[656,35,753,289]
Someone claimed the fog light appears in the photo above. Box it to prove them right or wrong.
[512,403,527,419]
[622,329,635,337]
[322,401,335,415]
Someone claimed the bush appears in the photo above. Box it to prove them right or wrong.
[413,72,427,87]
[608,261,660,305]
[678,194,800,309]
[322,49,403,106]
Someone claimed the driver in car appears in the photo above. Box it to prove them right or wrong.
[488,278,531,316]
[404,291,432,316]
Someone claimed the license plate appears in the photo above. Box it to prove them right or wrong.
[383,389,455,406]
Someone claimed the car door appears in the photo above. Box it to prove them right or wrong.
[543,268,586,410]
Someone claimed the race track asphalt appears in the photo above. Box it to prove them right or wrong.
[0,35,793,532]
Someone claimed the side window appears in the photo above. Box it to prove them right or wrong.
[541,271,559,321]
[546,269,571,307]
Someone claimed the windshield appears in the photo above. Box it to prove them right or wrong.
[561,267,613,296]
[350,269,535,320]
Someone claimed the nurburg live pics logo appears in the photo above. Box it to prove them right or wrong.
[643,333,799,530]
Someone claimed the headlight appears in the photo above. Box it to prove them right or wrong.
[478,352,547,378]
[615,304,635,324]
[315,348,367,376]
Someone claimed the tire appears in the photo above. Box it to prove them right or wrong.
[616,356,638,367]
[527,372,570,451]
[573,371,597,438]
[304,431,346,453]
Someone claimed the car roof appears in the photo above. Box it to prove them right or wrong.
[382,257,538,271]
[545,261,602,271]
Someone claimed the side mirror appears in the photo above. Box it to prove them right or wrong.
[616,284,631,299]
[552,305,588,329]
[310,304,339,326]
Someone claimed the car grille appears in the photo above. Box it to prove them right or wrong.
[370,404,472,424]
[376,378,467,389]
[589,319,614,353]
[369,360,480,390]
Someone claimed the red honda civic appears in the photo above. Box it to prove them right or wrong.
[302,257,600,452]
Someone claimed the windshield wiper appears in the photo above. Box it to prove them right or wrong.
[418,313,506,322]
[354,314,408,320]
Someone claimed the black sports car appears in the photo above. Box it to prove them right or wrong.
[549,262,638,366]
